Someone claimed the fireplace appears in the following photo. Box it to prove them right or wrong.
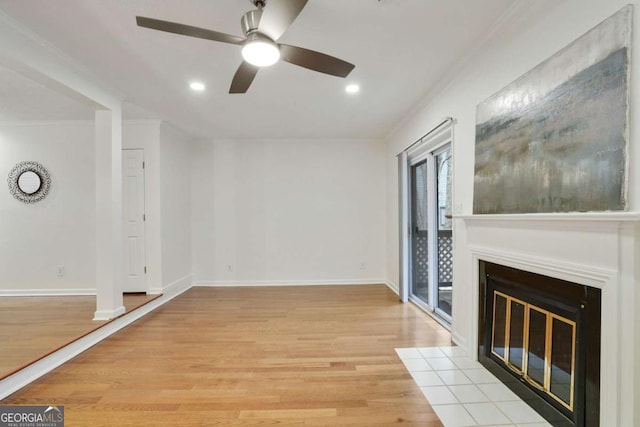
[478,261,601,427]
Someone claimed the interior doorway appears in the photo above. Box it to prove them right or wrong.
[122,149,147,293]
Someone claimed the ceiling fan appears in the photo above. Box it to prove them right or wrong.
[136,0,355,94]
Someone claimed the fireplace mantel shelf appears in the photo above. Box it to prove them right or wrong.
[456,212,640,222]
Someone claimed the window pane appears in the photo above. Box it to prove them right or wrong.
[508,301,525,371]
[435,149,452,316]
[410,161,429,305]
[492,293,507,359]
[527,308,547,386]
[550,318,574,406]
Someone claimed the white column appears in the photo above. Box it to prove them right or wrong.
[94,109,125,320]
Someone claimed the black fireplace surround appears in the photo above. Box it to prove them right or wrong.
[478,261,601,427]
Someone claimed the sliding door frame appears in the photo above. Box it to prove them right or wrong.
[398,119,454,325]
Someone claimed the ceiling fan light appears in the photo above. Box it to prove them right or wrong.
[242,37,280,67]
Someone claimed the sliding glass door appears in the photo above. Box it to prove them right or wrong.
[435,147,452,317]
[410,160,429,304]
[408,144,453,321]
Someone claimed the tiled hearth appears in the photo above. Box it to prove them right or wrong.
[396,346,551,427]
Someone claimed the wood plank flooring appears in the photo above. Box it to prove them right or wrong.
[0,293,159,378]
[2,285,451,426]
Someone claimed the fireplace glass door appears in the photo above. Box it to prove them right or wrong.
[479,262,601,427]
[491,291,576,411]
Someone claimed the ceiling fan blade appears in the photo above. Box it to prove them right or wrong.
[229,61,259,93]
[258,0,308,41]
[279,44,355,78]
[136,16,244,45]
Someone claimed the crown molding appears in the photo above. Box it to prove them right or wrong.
[385,0,548,142]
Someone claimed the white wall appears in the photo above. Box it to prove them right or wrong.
[191,139,386,285]
[385,0,640,424]
[160,123,192,288]
[0,121,95,292]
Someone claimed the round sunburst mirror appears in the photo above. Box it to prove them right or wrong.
[7,161,51,204]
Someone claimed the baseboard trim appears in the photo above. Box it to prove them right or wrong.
[194,278,386,287]
[0,280,193,400]
[0,288,96,296]
[93,305,126,321]
[384,280,399,295]
[148,274,193,295]
[451,332,468,355]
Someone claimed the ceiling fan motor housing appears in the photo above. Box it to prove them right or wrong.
[241,9,262,37]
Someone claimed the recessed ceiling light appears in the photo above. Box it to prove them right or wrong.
[189,81,206,91]
[345,84,360,94]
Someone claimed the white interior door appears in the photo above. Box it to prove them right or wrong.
[122,149,146,293]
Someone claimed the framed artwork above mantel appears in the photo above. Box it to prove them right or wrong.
[473,5,631,215]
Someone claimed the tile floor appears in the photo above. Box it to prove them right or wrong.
[395,346,552,427]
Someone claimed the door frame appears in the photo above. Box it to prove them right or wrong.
[398,122,454,325]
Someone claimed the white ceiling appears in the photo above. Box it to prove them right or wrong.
[0,64,95,121]
[0,0,518,139]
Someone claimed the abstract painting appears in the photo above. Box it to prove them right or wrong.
[473,6,631,214]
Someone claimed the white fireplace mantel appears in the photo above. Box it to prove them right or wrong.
[458,212,640,426]
[456,211,640,222]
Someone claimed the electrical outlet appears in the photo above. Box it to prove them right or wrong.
[360,262,365,270]
[227,264,233,272]
[57,265,65,277]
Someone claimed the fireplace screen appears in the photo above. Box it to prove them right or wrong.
[491,291,576,410]
[479,261,601,427]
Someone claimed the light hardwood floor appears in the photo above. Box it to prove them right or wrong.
[2,285,451,426]
[0,293,159,378]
